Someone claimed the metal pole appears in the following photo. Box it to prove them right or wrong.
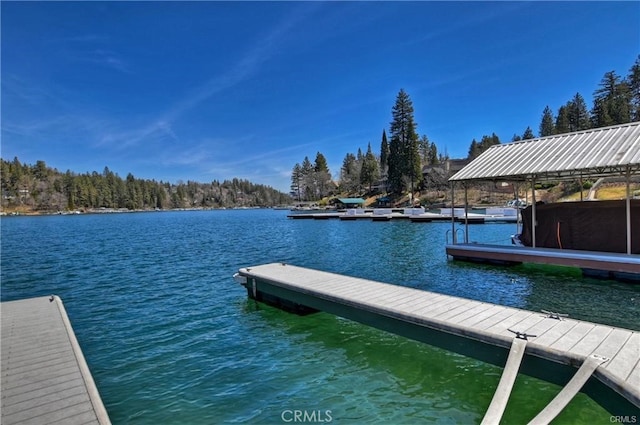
[531,177,537,248]
[579,176,583,202]
[515,183,520,237]
[451,183,456,244]
[626,168,632,255]
[464,184,469,243]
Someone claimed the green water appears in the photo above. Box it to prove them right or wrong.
[1,210,637,424]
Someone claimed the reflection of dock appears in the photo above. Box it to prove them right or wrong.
[235,263,639,419]
[446,243,640,280]
[1,296,110,425]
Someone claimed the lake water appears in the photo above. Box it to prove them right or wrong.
[1,210,638,424]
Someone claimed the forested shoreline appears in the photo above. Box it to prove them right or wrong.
[0,158,291,213]
[291,55,640,202]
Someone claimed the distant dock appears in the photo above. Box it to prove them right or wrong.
[288,207,518,224]
[235,263,639,420]
[1,296,110,425]
[446,243,640,281]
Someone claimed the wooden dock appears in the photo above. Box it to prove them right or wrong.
[446,243,640,280]
[235,263,640,418]
[1,296,110,425]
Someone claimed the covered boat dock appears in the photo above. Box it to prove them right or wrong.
[445,121,640,280]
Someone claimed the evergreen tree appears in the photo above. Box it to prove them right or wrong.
[556,105,571,133]
[360,143,380,193]
[314,152,329,173]
[591,70,631,127]
[428,142,439,165]
[418,134,430,164]
[522,126,535,140]
[340,153,359,193]
[567,93,591,131]
[468,139,480,159]
[511,134,522,142]
[539,106,556,137]
[313,152,331,199]
[379,129,389,175]
[628,55,640,121]
[291,163,302,201]
[388,89,420,194]
[300,156,314,201]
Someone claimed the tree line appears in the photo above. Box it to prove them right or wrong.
[291,55,640,199]
[291,88,446,200]
[1,157,291,212]
[470,55,640,159]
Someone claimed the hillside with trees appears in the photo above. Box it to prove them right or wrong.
[1,158,291,213]
[291,55,640,206]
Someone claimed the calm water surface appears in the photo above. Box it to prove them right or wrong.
[2,210,638,424]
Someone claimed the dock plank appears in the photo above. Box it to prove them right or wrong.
[1,296,111,425]
[605,333,640,380]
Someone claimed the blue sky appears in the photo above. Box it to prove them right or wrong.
[2,1,639,193]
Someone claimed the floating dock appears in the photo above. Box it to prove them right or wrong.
[288,209,517,223]
[235,263,639,419]
[1,296,111,425]
[446,243,640,280]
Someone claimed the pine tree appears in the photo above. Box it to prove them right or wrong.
[291,163,302,201]
[314,152,329,173]
[360,143,380,193]
[591,71,631,127]
[539,106,556,137]
[313,152,331,199]
[379,129,389,175]
[629,55,640,121]
[522,126,535,140]
[556,105,571,133]
[567,93,590,131]
[388,89,420,194]
[428,142,439,165]
[340,153,359,193]
[468,139,480,159]
[300,156,314,201]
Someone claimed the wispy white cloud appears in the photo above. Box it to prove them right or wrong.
[161,4,320,125]
[48,34,132,74]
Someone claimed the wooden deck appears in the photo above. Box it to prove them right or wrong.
[446,243,640,278]
[1,296,110,425]
[236,263,640,416]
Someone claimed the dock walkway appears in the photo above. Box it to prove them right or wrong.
[446,243,640,278]
[236,263,640,417]
[1,296,110,425]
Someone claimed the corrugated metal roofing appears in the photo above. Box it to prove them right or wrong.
[449,122,640,182]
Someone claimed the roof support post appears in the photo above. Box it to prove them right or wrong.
[464,184,469,243]
[451,182,457,244]
[531,177,537,248]
[626,167,632,255]
[579,175,583,202]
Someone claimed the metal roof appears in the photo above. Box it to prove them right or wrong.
[338,198,366,204]
[449,121,640,182]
